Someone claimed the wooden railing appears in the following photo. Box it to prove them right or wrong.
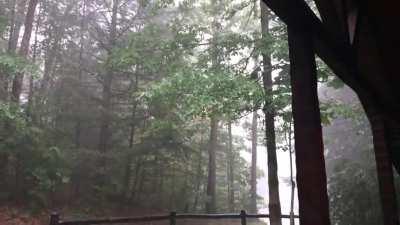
[49,211,299,225]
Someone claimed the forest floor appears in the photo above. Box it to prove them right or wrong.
[0,207,44,225]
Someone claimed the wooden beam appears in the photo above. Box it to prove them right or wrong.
[352,12,400,175]
[259,0,361,102]
[262,1,400,174]
[313,0,347,40]
[288,26,331,225]
[261,0,400,117]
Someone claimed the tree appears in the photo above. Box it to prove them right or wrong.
[227,121,235,211]
[146,69,263,211]
[206,115,218,212]
[249,110,258,213]
[0,0,349,216]
[322,85,400,225]
[11,0,38,103]
[0,0,28,101]
[260,3,281,225]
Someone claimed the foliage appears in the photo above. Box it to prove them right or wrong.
[0,0,376,219]
[109,23,199,73]
[146,69,263,120]
[0,54,39,78]
[319,100,360,125]
[0,15,7,34]
[329,154,384,225]
[322,88,400,225]
[0,103,70,207]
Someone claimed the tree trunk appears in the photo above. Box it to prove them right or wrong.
[227,122,235,212]
[250,111,258,213]
[10,0,38,204]
[39,43,58,101]
[206,0,220,210]
[11,0,38,103]
[136,165,145,202]
[181,163,190,212]
[260,3,281,225]
[38,3,74,108]
[130,157,143,202]
[288,26,330,225]
[27,3,40,117]
[157,160,165,207]
[169,162,177,209]
[13,154,23,203]
[71,0,87,200]
[97,0,119,184]
[192,146,204,212]
[1,0,28,101]
[363,102,399,225]
[122,100,137,199]
[121,70,139,200]
[287,121,295,225]
[206,116,218,213]
[0,0,26,192]
[8,0,28,53]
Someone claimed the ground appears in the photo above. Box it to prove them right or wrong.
[0,207,44,225]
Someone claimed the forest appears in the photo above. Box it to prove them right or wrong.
[0,0,398,225]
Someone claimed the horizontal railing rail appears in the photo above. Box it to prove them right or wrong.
[50,211,299,225]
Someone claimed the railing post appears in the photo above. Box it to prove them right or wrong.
[290,211,295,225]
[49,212,60,225]
[170,211,176,225]
[240,210,247,225]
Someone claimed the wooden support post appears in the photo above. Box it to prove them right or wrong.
[49,212,60,225]
[240,210,247,225]
[369,114,399,225]
[170,212,176,225]
[288,26,331,225]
